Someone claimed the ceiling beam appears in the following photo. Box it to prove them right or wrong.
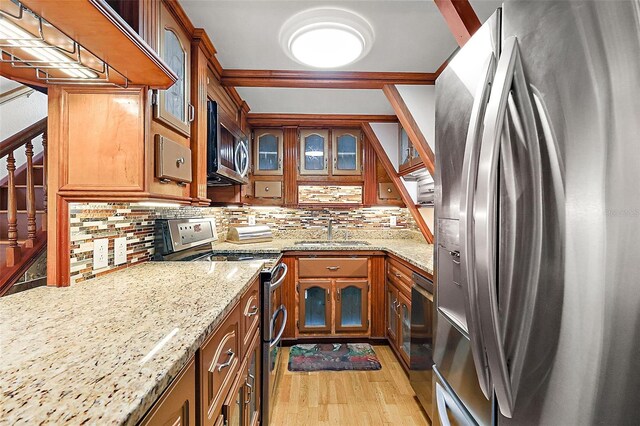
[434,0,481,47]
[382,85,435,176]
[247,113,398,128]
[362,123,434,243]
[221,69,436,89]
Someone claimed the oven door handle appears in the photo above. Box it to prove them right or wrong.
[270,305,287,348]
[269,263,288,291]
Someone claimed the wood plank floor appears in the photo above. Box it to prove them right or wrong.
[271,345,431,426]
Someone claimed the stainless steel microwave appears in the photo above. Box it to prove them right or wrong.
[206,100,249,185]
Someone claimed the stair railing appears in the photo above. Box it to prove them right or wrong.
[0,117,47,267]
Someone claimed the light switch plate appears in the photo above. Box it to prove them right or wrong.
[390,215,397,227]
[247,215,256,226]
[114,237,127,266]
[93,238,109,270]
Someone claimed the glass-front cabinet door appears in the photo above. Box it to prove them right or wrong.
[299,129,329,175]
[399,126,412,171]
[398,291,412,366]
[222,373,244,426]
[155,3,192,136]
[253,129,283,175]
[298,279,332,333]
[332,129,362,176]
[335,280,369,333]
[387,283,399,344]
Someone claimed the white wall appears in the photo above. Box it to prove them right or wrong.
[395,85,436,152]
[370,122,400,172]
[0,77,47,180]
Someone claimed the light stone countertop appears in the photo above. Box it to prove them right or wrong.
[0,261,264,425]
[213,239,434,276]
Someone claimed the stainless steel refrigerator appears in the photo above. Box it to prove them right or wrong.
[433,1,640,425]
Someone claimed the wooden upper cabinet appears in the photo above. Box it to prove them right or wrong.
[253,129,284,176]
[398,125,422,173]
[155,2,192,137]
[299,129,329,176]
[332,129,362,176]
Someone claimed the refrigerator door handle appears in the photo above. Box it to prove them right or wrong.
[459,53,497,400]
[474,36,543,418]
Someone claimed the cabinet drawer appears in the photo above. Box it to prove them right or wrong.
[155,134,192,184]
[200,304,241,426]
[254,181,282,198]
[387,259,412,294]
[378,183,400,200]
[298,257,368,278]
[240,278,260,357]
[139,357,196,426]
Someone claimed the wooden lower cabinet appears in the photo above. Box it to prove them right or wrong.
[385,257,417,371]
[139,357,196,426]
[298,279,332,334]
[335,279,369,333]
[140,279,261,426]
[297,278,370,337]
[201,304,241,426]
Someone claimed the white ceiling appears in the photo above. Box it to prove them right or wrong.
[180,0,502,114]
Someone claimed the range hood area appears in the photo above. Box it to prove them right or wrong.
[0,0,177,88]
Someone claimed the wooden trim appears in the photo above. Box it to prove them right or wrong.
[283,127,298,206]
[0,231,47,296]
[0,118,47,158]
[161,0,195,36]
[0,86,34,105]
[382,85,436,176]
[221,69,436,89]
[247,114,397,128]
[362,123,434,243]
[434,0,482,47]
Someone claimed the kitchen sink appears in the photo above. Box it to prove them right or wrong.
[294,240,370,247]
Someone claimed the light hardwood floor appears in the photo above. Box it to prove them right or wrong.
[271,345,431,426]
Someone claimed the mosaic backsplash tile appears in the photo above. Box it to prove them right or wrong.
[298,185,363,204]
[68,203,419,284]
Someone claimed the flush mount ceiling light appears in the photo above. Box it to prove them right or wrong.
[280,8,374,69]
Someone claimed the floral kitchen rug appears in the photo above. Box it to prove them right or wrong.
[288,343,382,372]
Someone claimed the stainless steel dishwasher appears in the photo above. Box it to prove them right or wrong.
[410,271,435,420]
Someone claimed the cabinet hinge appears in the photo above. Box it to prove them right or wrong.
[296,283,299,293]
[151,90,158,106]
[367,319,370,328]
[296,320,299,329]
[251,130,255,141]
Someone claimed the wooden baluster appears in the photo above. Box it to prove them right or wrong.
[41,130,47,231]
[6,151,21,267]
[25,140,36,248]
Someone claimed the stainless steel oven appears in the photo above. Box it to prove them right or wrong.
[261,261,287,426]
[410,271,435,420]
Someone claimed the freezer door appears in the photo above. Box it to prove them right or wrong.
[432,311,493,426]
[493,1,640,424]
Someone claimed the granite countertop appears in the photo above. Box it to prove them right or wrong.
[0,261,264,425]
[213,238,434,276]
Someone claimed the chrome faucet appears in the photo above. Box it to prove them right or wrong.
[327,219,334,241]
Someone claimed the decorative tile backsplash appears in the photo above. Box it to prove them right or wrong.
[298,185,363,204]
[68,203,419,284]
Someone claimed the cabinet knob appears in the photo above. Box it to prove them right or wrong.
[265,187,269,192]
[176,157,185,167]
[387,188,392,193]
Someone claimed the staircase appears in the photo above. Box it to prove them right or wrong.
[0,118,48,295]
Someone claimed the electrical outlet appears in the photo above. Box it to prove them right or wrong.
[247,215,256,226]
[114,237,127,266]
[390,215,397,227]
[93,238,109,270]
